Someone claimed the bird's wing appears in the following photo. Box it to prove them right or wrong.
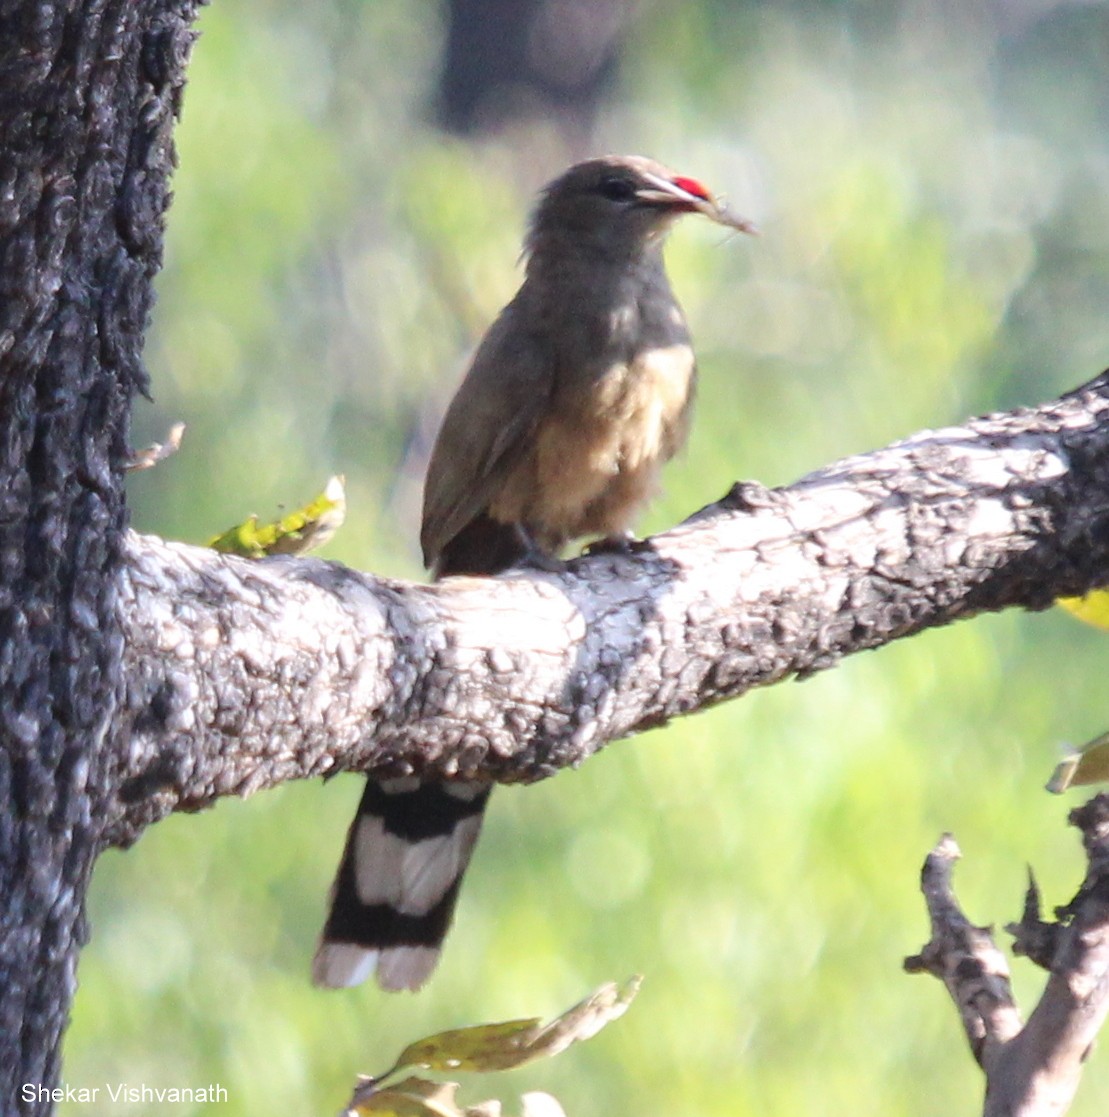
[420,299,551,569]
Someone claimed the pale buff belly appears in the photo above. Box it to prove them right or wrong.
[489,343,695,548]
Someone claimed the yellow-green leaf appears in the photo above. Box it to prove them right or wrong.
[391,978,641,1077]
[1057,589,1109,632]
[1047,731,1109,793]
[208,475,345,558]
[394,1019,544,1075]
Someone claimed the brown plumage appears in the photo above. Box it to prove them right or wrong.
[423,154,754,577]
[313,155,752,992]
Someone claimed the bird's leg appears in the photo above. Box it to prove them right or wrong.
[512,524,567,572]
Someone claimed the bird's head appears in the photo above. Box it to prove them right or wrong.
[526,154,754,263]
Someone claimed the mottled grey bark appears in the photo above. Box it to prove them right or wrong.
[0,0,196,1111]
[108,373,1109,845]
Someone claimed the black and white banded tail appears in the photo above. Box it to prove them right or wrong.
[313,777,490,991]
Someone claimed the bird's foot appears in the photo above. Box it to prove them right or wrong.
[514,548,567,574]
[583,531,644,557]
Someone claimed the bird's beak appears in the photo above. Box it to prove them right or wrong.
[636,171,757,234]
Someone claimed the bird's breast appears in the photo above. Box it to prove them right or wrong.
[588,342,695,467]
[490,340,696,546]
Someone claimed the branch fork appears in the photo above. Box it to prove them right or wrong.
[906,796,1109,1116]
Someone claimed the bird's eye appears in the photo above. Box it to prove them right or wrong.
[597,176,637,202]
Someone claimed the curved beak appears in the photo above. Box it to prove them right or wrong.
[635,170,757,234]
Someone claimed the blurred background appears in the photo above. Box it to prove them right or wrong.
[66,1,1109,1113]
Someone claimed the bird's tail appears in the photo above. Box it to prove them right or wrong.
[312,777,491,991]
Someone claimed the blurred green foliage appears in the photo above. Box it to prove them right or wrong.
[68,1,1109,1114]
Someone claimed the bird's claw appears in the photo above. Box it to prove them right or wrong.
[583,532,642,558]
[514,550,567,574]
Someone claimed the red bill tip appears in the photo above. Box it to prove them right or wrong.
[671,175,711,200]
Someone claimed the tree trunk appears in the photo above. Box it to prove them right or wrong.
[0,1,195,1107]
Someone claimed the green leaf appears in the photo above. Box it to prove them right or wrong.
[393,1019,545,1075]
[389,977,641,1077]
[208,475,345,558]
[348,983,635,1117]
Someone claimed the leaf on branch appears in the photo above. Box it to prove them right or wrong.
[207,475,346,558]
[392,1018,546,1075]
[1046,731,1109,793]
[346,979,640,1117]
[390,977,641,1075]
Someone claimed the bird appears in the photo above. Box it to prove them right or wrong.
[312,154,753,991]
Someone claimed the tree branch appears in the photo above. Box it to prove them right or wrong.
[904,836,1024,1068]
[905,795,1109,1116]
[107,371,1109,844]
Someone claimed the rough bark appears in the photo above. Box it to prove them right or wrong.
[106,372,1109,845]
[906,797,1109,1116]
[0,0,196,1108]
